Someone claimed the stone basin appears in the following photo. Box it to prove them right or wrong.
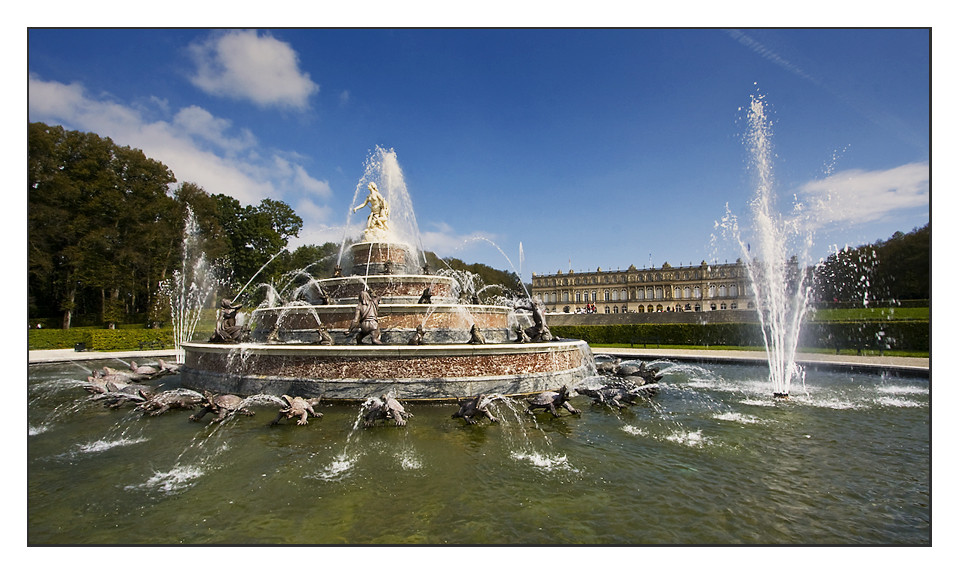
[180,339,593,402]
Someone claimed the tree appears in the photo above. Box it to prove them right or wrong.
[812,224,930,305]
[28,122,177,328]
[211,194,303,298]
[281,242,341,277]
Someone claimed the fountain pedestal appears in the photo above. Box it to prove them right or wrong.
[181,340,593,401]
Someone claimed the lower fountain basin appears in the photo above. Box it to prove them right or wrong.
[181,339,594,401]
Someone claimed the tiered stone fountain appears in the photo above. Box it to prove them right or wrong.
[181,153,593,401]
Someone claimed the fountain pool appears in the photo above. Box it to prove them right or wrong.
[27,357,929,545]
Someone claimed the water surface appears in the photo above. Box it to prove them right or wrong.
[27,360,929,544]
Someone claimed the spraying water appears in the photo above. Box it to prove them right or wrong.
[339,146,428,269]
[232,248,288,303]
[166,207,219,363]
[718,94,816,397]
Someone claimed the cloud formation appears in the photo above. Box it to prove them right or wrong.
[188,30,319,110]
[796,162,929,228]
[28,75,332,210]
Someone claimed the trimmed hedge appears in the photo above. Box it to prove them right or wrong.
[29,328,176,351]
[550,321,929,352]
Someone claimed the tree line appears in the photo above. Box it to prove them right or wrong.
[812,223,930,306]
[28,122,527,329]
[29,122,323,329]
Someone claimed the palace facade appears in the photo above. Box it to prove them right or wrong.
[531,260,754,314]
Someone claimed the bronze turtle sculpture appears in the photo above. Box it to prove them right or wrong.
[451,394,500,425]
[189,391,255,423]
[270,395,323,426]
[135,388,205,416]
[525,385,581,417]
[362,392,411,427]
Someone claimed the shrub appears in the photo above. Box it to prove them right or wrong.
[29,328,175,351]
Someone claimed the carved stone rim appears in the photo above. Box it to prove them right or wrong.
[182,339,586,358]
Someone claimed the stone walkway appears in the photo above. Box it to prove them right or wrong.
[592,346,929,376]
[28,348,181,364]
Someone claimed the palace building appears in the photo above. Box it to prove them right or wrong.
[531,260,754,314]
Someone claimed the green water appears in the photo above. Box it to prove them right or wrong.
[27,360,929,544]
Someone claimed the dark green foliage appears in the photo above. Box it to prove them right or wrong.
[277,242,341,279]
[813,224,930,305]
[209,194,303,296]
[28,328,175,351]
[29,123,177,328]
[28,122,305,329]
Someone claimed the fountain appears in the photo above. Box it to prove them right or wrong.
[718,94,816,398]
[163,207,220,364]
[180,147,594,401]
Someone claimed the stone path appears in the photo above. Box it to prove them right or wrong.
[28,348,180,364]
[592,347,929,375]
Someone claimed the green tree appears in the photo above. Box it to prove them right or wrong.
[813,223,930,305]
[281,242,340,277]
[28,122,177,328]
[211,194,303,298]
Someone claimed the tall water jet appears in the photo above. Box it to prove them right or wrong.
[719,94,815,398]
[339,146,428,272]
[165,207,220,363]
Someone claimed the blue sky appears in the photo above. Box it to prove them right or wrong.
[27,27,930,281]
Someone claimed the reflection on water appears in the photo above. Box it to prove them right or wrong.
[27,359,929,544]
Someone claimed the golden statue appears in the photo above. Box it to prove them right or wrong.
[352,182,390,240]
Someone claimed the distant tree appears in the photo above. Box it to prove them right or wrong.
[429,252,526,301]
[873,224,930,301]
[281,242,340,277]
[28,122,176,328]
[813,223,929,305]
[210,194,303,298]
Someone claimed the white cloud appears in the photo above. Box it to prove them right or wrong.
[172,105,256,153]
[188,30,318,110]
[795,162,929,228]
[28,75,332,212]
